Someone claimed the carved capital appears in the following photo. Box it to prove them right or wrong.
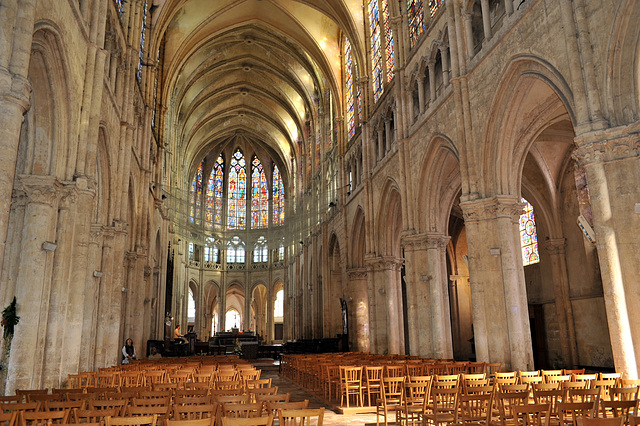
[542,238,566,255]
[346,267,368,280]
[366,256,403,272]
[461,195,524,224]
[573,124,640,166]
[17,175,60,206]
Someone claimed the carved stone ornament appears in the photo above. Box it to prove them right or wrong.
[346,268,368,280]
[17,175,61,207]
[461,195,524,224]
[573,124,640,166]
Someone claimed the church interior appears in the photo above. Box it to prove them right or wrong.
[0,0,639,398]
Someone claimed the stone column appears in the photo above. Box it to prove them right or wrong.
[574,125,640,378]
[367,257,404,355]
[346,269,370,353]
[402,233,453,358]
[463,12,474,59]
[461,196,534,371]
[480,0,492,41]
[417,77,425,114]
[427,60,436,103]
[6,176,59,393]
[541,238,578,367]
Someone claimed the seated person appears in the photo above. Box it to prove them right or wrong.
[174,324,186,343]
[148,346,162,360]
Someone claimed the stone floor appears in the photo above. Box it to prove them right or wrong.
[254,360,381,425]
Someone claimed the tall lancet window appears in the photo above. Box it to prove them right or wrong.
[382,0,395,83]
[228,149,247,229]
[251,156,269,229]
[137,0,147,81]
[272,165,285,226]
[519,198,540,266]
[207,154,224,229]
[407,0,425,48]
[345,37,356,139]
[190,163,203,225]
[369,0,395,101]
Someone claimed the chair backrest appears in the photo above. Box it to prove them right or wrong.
[458,393,494,425]
[610,387,640,401]
[496,391,529,426]
[578,418,624,426]
[383,365,404,378]
[567,388,601,403]
[0,402,41,413]
[105,415,157,426]
[73,407,120,423]
[220,415,273,426]
[89,399,128,416]
[131,397,171,407]
[533,389,564,415]
[173,404,217,420]
[557,401,597,426]
[264,401,308,416]
[213,395,251,405]
[485,363,502,377]
[175,390,209,398]
[45,400,85,412]
[278,408,324,426]
[599,399,638,421]
[173,396,214,406]
[513,403,551,426]
[220,402,264,419]
[381,377,405,406]
[255,394,290,404]
[21,409,70,425]
[0,397,21,404]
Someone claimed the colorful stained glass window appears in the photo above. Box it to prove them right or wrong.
[137,0,147,81]
[344,37,356,139]
[407,0,425,48]
[382,0,395,83]
[429,0,444,17]
[213,155,224,229]
[114,0,124,16]
[251,156,268,229]
[369,0,384,102]
[190,163,203,225]
[228,149,246,229]
[273,165,285,226]
[519,198,540,266]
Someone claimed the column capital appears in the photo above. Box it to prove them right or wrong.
[573,123,640,166]
[16,175,61,207]
[365,255,403,272]
[401,232,450,251]
[346,267,368,280]
[542,238,566,255]
[460,195,524,224]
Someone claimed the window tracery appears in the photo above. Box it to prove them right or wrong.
[251,156,268,229]
[228,149,247,230]
[273,165,285,226]
[407,0,425,48]
[190,163,203,225]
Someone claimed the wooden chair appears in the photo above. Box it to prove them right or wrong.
[376,377,405,426]
[105,415,157,426]
[45,400,85,412]
[364,366,384,407]
[220,403,264,419]
[457,393,494,426]
[127,405,171,426]
[138,391,172,401]
[143,371,166,387]
[324,365,341,403]
[339,366,363,408]
[245,379,271,391]
[213,395,251,405]
[610,387,640,402]
[568,388,602,404]
[130,398,171,408]
[277,408,323,426]
[533,388,565,423]
[467,362,486,374]
[557,401,597,426]
[598,400,637,425]
[513,403,552,426]
[27,394,62,404]
[542,371,564,383]
[20,409,70,426]
[384,365,405,379]
[496,391,529,426]
[220,415,273,426]
[249,388,278,403]
[423,387,459,426]
[485,363,503,378]
[0,397,21,405]
[405,363,424,377]
[174,390,209,399]
[398,378,432,426]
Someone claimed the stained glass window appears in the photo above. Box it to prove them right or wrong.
[251,157,268,229]
[190,163,203,225]
[382,0,395,83]
[114,0,124,16]
[344,37,356,139]
[204,246,218,263]
[519,198,540,266]
[226,236,245,264]
[228,149,246,229]
[253,236,268,263]
[429,0,444,17]
[212,155,224,229]
[407,0,425,48]
[369,0,384,102]
[137,0,147,81]
[273,165,285,225]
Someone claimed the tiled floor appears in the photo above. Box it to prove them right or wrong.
[256,361,381,425]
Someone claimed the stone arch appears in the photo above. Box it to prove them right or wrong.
[187,280,198,331]
[351,207,367,268]
[225,282,245,331]
[250,282,268,338]
[92,126,111,226]
[325,232,344,338]
[203,280,220,336]
[376,178,403,256]
[17,25,72,178]
[417,134,461,233]
[483,55,576,196]
[605,0,640,125]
